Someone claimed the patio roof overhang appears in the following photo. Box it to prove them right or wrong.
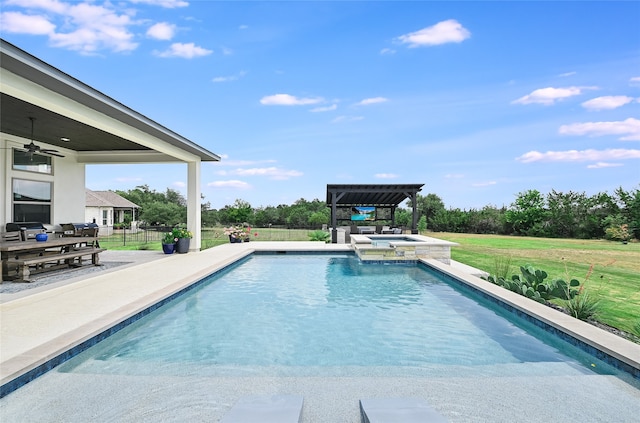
[0,38,220,164]
[326,184,424,242]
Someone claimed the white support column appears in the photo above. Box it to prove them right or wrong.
[187,160,201,251]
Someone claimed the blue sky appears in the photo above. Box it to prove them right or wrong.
[2,0,639,210]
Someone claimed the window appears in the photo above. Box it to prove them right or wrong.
[12,179,52,223]
[102,210,108,226]
[12,149,52,174]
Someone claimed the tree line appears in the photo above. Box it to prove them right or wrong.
[116,185,639,241]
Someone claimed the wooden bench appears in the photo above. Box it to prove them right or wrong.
[4,247,106,282]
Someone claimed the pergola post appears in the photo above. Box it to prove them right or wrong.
[410,192,418,234]
[331,191,338,243]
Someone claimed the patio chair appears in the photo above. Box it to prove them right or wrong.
[1,232,21,242]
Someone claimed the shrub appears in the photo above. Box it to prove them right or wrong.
[308,230,330,242]
[488,265,580,304]
[564,290,600,321]
[605,224,630,242]
[492,255,512,280]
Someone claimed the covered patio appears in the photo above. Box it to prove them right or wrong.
[0,39,220,251]
[326,183,424,243]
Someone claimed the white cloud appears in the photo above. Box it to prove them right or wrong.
[5,0,67,14]
[380,48,396,55]
[472,181,497,187]
[130,0,189,8]
[558,71,576,77]
[212,71,247,83]
[0,11,56,35]
[587,162,624,169]
[260,94,323,106]
[331,115,364,123]
[146,22,176,40]
[232,167,303,180]
[356,97,388,106]
[444,173,464,179]
[207,180,252,189]
[2,1,140,54]
[239,24,248,30]
[156,42,212,58]
[396,19,471,47]
[630,76,640,83]
[172,181,186,188]
[310,104,337,112]
[516,148,640,163]
[512,86,597,105]
[581,96,634,111]
[559,118,640,141]
[375,173,399,179]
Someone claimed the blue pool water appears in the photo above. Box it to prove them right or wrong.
[60,254,620,378]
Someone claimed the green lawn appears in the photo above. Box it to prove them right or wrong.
[430,232,640,335]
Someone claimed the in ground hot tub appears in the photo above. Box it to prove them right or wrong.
[351,234,458,263]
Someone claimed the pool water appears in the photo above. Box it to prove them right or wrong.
[60,254,620,378]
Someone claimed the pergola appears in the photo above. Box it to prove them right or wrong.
[326,184,424,243]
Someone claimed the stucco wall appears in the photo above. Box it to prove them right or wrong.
[1,133,85,227]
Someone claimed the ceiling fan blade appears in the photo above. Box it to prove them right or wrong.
[45,151,65,158]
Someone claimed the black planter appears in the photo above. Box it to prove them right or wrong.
[162,243,175,254]
[176,238,190,253]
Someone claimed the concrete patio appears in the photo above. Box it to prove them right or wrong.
[1,243,639,422]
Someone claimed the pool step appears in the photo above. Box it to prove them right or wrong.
[221,394,303,423]
[359,398,447,423]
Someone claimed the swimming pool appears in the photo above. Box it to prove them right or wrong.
[1,250,639,422]
[55,254,627,378]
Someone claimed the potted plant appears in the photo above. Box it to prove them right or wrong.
[174,228,193,253]
[224,226,245,243]
[161,231,177,254]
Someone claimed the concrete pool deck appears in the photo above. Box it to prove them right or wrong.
[1,242,639,422]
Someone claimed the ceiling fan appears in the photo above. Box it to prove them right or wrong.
[20,117,65,158]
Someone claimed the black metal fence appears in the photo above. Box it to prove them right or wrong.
[97,226,319,249]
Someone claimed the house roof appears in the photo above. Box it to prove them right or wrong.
[86,189,139,209]
[0,38,220,163]
[326,184,424,207]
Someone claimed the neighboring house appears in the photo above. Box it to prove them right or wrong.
[0,39,220,251]
[85,189,139,235]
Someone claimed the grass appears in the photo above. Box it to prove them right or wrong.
[430,232,640,334]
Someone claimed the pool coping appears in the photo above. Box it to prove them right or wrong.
[1,241,638,397]
[423,259,640,375]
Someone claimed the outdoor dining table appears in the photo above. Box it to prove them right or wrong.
[1,237,101,281]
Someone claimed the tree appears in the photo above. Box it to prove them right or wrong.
[615,186,640,240]
[140,201,185,226]
[253,206,283,227]
[505,189,547,236]
[415,193,445,227]
[221,199,253,225]
[165,188,186,207]
[394,208,412,228]
[309,210,330,228]
[417,215,427,232]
